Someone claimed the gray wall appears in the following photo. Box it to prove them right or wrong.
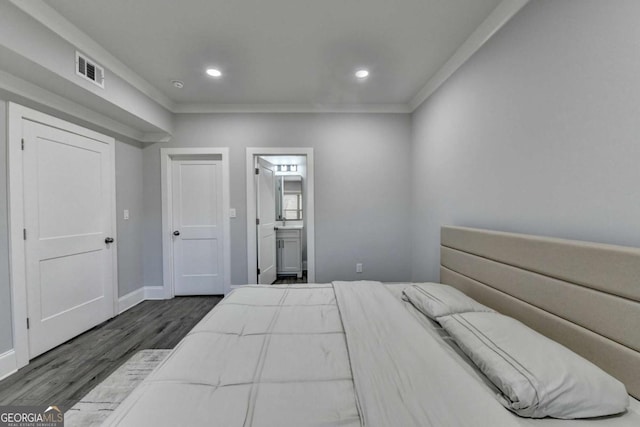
[115,141,144,297]
[411,0,640,281]
[143,113,413,286]
[0,100,13,353]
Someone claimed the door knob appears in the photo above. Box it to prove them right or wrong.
[173,230,180,236]
[105,237,115,244]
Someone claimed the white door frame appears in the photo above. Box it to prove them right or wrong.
[161,147,231,297]
[7,102,118,371]
[246,147,315,284]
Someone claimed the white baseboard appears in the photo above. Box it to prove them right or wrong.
[118,287,145,314]
[0,349,17,381]
[119,286,168,314]
[144,286,166,300]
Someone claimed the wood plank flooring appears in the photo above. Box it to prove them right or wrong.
[273,273,307,284]
[0,296,221,411]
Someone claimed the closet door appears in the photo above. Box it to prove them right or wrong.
[171,160,225,295]
[23,120,115,358]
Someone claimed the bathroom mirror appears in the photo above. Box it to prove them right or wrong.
[276,175,303,220]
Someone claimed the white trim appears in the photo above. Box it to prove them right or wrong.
[141,132,173,143]
[109,133,119,317]
[174,103,412,114]
[119,286,173,313]
[161,148,232,297]
[7,102,118,369]
[246,148,315,284]
[8,0,175,112]
[0,350,18,381]
[117,287,145,314]
[144,286,167,300]
[7,103,29,370]
[409,0,529,110]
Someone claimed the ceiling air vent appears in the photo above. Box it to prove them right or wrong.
[75,51,104,88]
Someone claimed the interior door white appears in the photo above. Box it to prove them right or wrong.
[23,120,115,358]
[172,160,224,295]
[256,158,277,284]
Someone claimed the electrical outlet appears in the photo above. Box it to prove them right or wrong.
[356,263,363,273]
[123,209,129,220]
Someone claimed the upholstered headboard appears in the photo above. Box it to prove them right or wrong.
[440,226,640,399]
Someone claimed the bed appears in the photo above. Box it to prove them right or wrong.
[104,226,640,426]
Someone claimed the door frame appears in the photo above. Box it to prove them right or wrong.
[7,102,118,371]
[161,147,231,297]
[246,147,315,284]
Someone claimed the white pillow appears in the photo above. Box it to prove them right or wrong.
[402,283,494,320]
[439,312,629,419]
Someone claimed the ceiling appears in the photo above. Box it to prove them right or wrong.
[43,0,503,110]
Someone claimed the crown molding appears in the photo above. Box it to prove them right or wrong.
[8,0,176,112]
[173,103,412,114]
[409,0,529,111]
[8,0,527,117]
[141,132,173,143]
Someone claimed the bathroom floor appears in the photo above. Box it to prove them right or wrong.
[273,272,307,284]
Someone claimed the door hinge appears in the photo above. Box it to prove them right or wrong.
[21,138,25,150]
[255,167,260,175]
[257,268,261,275]
[23,229,27,240]
[256,218,260,225]
[26,318,30,329]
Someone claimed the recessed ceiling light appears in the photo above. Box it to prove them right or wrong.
[206,68,222,78]
[171,80,184,89]
[355,69,369,79]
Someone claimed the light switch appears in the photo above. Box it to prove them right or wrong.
[229,208,237,218]
[123,209,130,220]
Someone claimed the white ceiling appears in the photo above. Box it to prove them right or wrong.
[43,0,503,110]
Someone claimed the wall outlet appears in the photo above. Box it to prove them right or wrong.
[123,209,129,220]
[356,263,363,273]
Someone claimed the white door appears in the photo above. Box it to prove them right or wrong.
[23,120,115,358]
[172,160,225,295]
[256,158,277,284]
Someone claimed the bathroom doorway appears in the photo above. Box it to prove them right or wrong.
[246,148,315,284]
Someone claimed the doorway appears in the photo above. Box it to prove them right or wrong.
[246,148,315,284]
[8,103,118,367]
[161,148,231,297]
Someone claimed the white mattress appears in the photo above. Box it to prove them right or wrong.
[103,282,640,426]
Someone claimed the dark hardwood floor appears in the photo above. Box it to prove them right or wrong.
[0,296,221,411]
[273,272,307,284]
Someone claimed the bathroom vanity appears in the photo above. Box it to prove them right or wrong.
[275,225,303,278]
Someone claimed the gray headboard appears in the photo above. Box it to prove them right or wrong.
[439,226,640,399]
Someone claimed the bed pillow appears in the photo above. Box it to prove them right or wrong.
[402,283,494,320]
[438,312,629,419]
